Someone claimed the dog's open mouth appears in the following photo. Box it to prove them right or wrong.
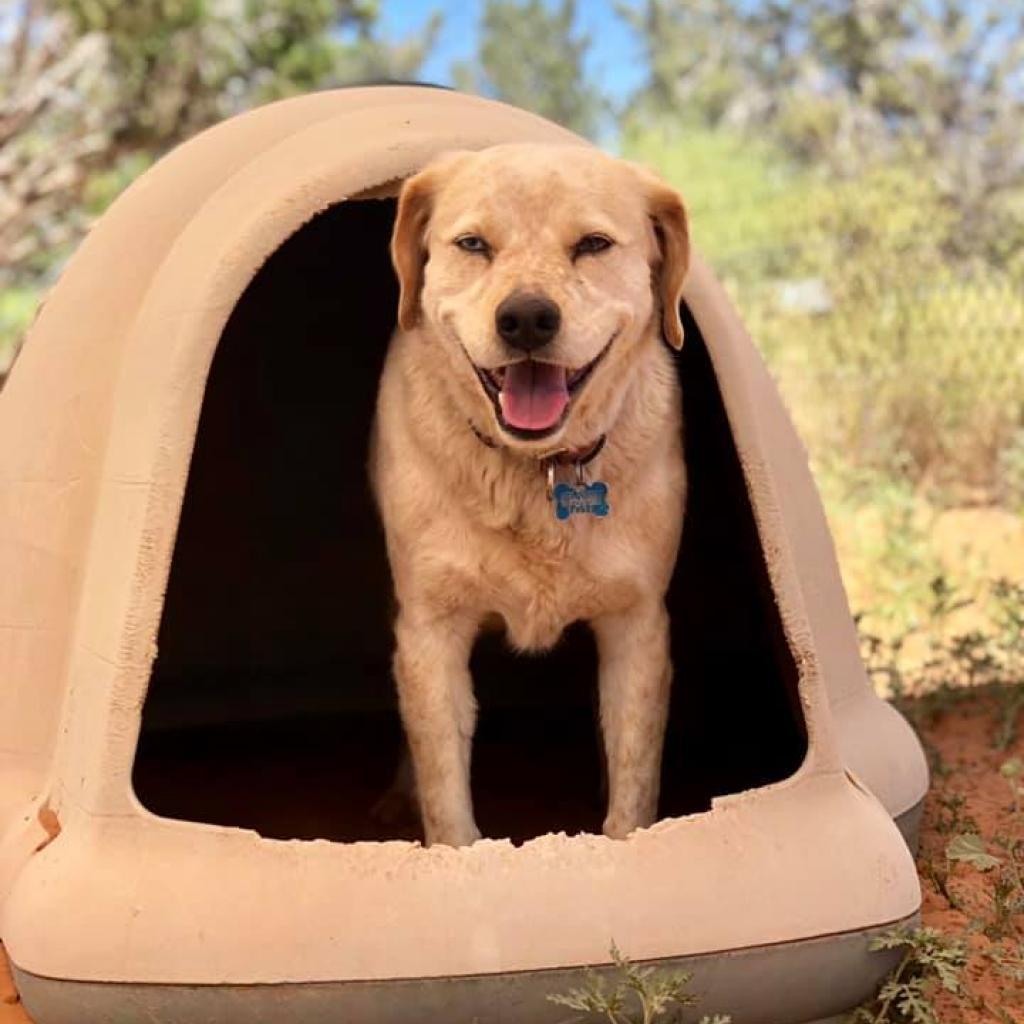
[473,335,616,439]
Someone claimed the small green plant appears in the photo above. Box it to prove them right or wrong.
[850,927,966,1024]
[986,871,1024,940]
[547,943,730,1024]
[918,857,956,909]
[1002,757,1024,817]
[946,832,1002,872]
[994,686,1024,753]
[932,792,978,836]
[983,833,1024,941]
[986,940,1024,982]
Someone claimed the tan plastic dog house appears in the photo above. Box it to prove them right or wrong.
[0,86,928,1023]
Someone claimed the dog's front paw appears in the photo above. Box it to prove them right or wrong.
[602,809,652,840]
[425,820,483,848]
[602,817,633,841]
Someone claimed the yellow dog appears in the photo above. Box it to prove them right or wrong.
[371,144,689,846]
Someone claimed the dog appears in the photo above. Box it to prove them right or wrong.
[370,143,689,847]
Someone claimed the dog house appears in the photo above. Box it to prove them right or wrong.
[0,86,928,1023]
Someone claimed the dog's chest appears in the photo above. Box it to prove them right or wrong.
[473,522,642,652]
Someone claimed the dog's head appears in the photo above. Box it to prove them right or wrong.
[391,143,689,449]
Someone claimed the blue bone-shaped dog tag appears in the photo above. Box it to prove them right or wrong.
[553,481,610,520]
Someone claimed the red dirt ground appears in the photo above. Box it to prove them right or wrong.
[915,690,1024,1023]
[2,688,1022,1023]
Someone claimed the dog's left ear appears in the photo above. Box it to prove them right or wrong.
[632,165,690,349]
[391,152,467,331]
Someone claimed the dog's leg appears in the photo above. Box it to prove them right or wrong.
[592,601,672,839]
[393,610,481,847]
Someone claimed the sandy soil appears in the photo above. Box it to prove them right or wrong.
[2,687,1022,1023]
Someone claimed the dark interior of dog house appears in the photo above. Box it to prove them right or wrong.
[131,198,808,844]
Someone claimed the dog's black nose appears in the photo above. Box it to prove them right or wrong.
[495,292,561,352]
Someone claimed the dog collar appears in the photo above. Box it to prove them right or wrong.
[467,421,608,510]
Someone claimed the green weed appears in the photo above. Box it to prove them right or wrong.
[547,943,730,1024]
[986,940,1024,983]
[932,793,978,836]
[849,927,966,1024]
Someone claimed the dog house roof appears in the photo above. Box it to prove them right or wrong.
[0,88,925,1006]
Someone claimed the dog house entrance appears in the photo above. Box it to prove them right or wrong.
[131,199,807,844]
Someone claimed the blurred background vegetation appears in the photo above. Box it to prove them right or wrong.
[1,0,1022,644]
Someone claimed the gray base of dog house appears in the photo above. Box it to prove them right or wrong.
[895,797,925,852]
[14,910,919,1024]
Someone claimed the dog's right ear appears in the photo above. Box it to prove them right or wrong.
[391,153,467,331]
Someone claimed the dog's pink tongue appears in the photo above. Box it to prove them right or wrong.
[500,361,569,430]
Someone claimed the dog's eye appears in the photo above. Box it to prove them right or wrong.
[573,234,614,259]
[455,235,490,256]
